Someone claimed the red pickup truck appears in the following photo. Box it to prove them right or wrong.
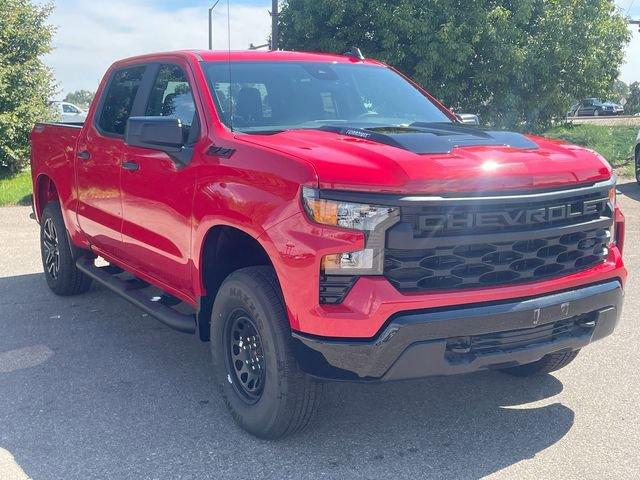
[30,50,626,439]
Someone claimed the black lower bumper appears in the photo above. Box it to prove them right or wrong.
[292,280,623,381]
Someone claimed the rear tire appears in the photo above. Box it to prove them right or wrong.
[635,148,640,185]
[500,350,580,377]
[210,266,323,439]
[40,202,93,296]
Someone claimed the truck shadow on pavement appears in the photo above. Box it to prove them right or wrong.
[617,180,640,202]
[0,273,573,480]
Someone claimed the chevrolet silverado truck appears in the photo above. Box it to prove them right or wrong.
[30,50,627,439]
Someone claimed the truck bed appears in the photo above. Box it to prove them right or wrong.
[31,122,82,171]
[30,122,84,225]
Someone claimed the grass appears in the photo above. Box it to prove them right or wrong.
[0,170,33,206]
[543,124,637,177]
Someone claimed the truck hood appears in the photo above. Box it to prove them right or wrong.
[239,124,612,194]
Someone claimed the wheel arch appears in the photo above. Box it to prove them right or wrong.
[34,174,59,220]
[196,224,277,341]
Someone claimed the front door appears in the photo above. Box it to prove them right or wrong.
[119,62,200,298]
[76,65,147,257]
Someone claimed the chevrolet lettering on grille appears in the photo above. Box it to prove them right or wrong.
[419,198,608,231]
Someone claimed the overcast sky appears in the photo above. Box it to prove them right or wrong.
[41,0,640,98]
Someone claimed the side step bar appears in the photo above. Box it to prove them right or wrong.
[76,257,196,334]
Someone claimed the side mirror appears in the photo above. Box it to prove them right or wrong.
[456,113,480,126]
[125,116,184,152]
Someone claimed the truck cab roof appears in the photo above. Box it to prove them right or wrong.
[111,49,386,67]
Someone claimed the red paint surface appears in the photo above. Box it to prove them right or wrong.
[30,50,626,338]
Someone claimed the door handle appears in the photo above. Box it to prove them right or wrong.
[77,150,91,161]
[122,161,140,171]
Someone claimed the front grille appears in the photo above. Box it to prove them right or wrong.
[385,227,610,291]
[445,313,595,360]
[384,183,614,292]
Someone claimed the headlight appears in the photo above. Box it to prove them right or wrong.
[302,187,399,275]
[302,187,398,232]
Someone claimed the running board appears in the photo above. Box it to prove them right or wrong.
[76,257,196,334]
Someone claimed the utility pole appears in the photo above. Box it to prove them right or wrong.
[271,0,279,50]
[208,1,221,50]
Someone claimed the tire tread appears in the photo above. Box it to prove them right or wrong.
[501,349,580,377]
[212,266,323,439]
[41,202,92,296]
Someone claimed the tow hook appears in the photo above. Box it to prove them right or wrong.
[447,337,472,354]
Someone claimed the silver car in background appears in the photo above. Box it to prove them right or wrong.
[49,101,87,123]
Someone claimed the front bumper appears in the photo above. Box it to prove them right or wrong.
[292,280,623,381]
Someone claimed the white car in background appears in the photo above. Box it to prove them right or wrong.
[50,101,87,123]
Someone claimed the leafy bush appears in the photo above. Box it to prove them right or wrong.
[0,0,56,174]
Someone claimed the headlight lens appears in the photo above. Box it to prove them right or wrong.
[302,187,398,232]
[302,187,399,275]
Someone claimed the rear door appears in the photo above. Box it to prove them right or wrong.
[119,62,200,297]
[76,65,147,256]
[577,99,592,116]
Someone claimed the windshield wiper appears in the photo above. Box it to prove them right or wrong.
[239,129,288,135]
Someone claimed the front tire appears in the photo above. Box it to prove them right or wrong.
[635,148,640,185]
[500,349,580,377]
[210,266,323,439]
[40,202,92,296]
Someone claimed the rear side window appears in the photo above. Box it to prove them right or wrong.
[98,66,146,136]
[145,64,197,142]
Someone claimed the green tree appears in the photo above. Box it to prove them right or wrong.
[626,81,640,115]
[279,0,630,130]
[63,89,95,109]
[0,0,56,174]
[610,79,629,103]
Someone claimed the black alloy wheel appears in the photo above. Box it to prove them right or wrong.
[210,266,324,439]
[40,202,92,296]
[225,310,266,403]
[42,216,61,280]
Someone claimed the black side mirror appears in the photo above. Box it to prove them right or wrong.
[125,116,184,150]
[125,116,195,164]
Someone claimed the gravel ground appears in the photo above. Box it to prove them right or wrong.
[569,116,640,126]
[1,181,638,480]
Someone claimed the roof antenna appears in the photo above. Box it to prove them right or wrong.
[227,0,234,132]
[344,46,365,61]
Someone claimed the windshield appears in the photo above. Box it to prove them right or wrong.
[202,61,452,133]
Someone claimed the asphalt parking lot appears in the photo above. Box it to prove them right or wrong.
[1,181,639,480]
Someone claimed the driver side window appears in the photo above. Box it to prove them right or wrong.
[145,64,197,143]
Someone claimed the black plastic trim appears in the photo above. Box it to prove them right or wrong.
[386,215,613,249]
[76,256,196,334]
[291,279,623,381]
